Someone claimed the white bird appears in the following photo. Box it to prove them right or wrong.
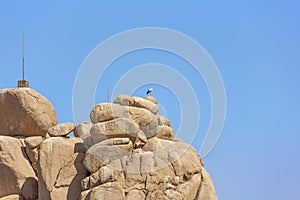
[146,87,154,95]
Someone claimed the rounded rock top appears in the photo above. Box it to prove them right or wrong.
[144,96,157,104]
[0,88,58,137]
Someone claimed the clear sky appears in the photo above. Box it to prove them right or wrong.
[1,1,300,199]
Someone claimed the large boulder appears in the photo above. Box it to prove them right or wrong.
[0,136,38,199]
[90,118,147,144]
[89,103,127,123]
[83,138,133,173]
[90,103,158,138]
[37,137,88,200]
[114,94,159,114]
[0,88,57,137]
[47,122,75,137]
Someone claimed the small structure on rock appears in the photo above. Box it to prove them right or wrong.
[18,34,29,88]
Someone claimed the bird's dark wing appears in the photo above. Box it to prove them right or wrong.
[146,91,150,95]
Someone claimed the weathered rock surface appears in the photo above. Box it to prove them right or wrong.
[90,103,158,138]
[197,168,218,200]
[84,182,125,200]
[82,136,217,199]
[0,88,57,137]
[114,94,159,114]
[157,114,171,127]
[74,121,93,137]
[83,139,133,173]
[37,137,88,200]
[0,136,37,199]
[0,195,22,200]
[24,136,43,149]
[90,103,127,123]
[144,96,157,104]
[91,118,147,144]
[0,93,218,200]
[48,122,75,137]
[156,125,174,140]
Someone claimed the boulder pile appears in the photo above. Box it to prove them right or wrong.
[79,94,218,200]
[0,89,218,200]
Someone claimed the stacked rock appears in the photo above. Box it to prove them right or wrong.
[79,95,218,200]
[0,88,88,200]
[0,89,218,200]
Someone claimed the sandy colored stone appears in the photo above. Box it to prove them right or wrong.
[177,173,202,199]
[0,88,57,137]
[37,137,88,200]
[89,182,125,200]
[0,195,22,200]
[74,121,92,137]
[126,189,146,199]
[0,136,37,199]
[91,118,147,144]
[156,126,174,140]
[146,189,181,200]
[25,147,39,172]
[123,153,146,188]
[90,103,127,123]
[83,140,133,173]
[140,152,155,174]
[145,157,177,192]
[81,176,91,191]
[84,166,123,189]
[47,122,75,137]
[114,94,159,114]
[128,107,158,138]
[157,115,171,127]
[24,136,43,149]
[142,137,202,176]
[81,133,93,149]
[144,96,157,104]
[90,103,158,138]
[80,189,91,200]
[197,168,218,200]
[168,145,202,177]
[142,137,175,161]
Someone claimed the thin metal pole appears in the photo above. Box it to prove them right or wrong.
[22,34,24,80]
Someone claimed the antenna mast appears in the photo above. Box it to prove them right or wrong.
[22,34,25,80]
[17,34,29,88]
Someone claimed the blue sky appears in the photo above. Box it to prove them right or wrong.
[1,1,300,199]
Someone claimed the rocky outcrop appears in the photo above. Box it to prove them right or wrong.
[37,137,88,200]
[0,90,218,200]
[0,136,38,200]
[81,95,218,200]
[0,88,57,137]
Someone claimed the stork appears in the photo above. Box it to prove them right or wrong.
[146,87,154,95]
